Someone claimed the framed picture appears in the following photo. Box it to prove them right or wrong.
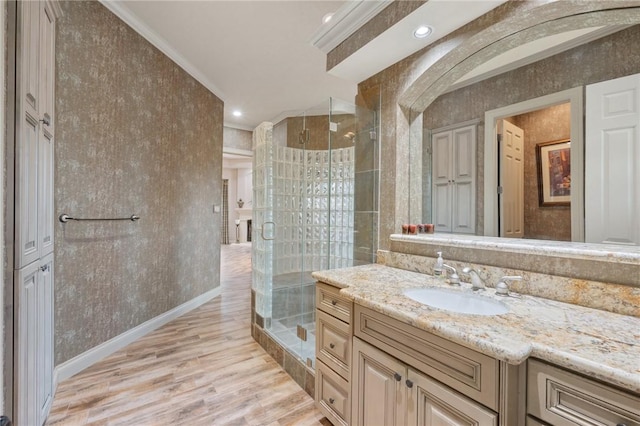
[536,139,571,206]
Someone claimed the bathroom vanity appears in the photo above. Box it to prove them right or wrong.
[313,247,640,426]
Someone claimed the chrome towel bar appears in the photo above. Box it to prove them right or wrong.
[59,214,140,223]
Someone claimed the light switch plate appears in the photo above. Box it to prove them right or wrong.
[213,205,221,213]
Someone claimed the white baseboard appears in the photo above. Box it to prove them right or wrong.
[53,287,221,385]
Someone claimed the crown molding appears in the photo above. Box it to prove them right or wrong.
[99,0,226,101]
[309,0,393,54]
[224,121,255,132]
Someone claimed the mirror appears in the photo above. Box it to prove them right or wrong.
[409,21,640,244]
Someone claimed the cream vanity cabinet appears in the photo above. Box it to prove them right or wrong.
[352,304,501,426]
[527,359,640,426]
[315,283,354,426]
[14,1,60,425]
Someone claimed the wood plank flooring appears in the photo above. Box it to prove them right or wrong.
[47,243,329,426]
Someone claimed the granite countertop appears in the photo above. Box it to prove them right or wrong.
[311,264,640,394]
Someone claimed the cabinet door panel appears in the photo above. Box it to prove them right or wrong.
[433,182,452,232]
[353,338,406,426]
[409,369,497,426]
[20,0,40,112]
[39,1,55,133]
[16,262,40,426]
[39,130,54,256]
[16,113,40,268]
[38,254,54,420]
[453,181,474,234]
[431,125,476,234]
[453,126,476,181]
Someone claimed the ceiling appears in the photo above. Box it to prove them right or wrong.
[102,0,512,131]
[101,0,629,144]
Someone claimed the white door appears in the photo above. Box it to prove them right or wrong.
[586,73,640,245]
[499,120,524,238]
[432,131,453,232]
[452,126,476,234]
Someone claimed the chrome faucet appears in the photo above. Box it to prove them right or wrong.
[462,267,486,291]
[495,275,523,296]
[442,264,460,286]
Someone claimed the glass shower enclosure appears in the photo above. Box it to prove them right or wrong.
[252,97,378,368]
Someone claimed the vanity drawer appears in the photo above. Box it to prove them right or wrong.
[527,359,640,426]
[354,304,499,411]
[316,282,352,324]
[316,359,350,426]
[316,310,351,380]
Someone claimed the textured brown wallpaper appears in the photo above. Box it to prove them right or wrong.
[510,104,571,241]
[54,1,223,365]
[223,126,252,151]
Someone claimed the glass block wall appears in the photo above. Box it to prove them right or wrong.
[251,122,355,321]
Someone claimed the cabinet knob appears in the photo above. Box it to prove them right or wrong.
[331,300,337,306]
[328,398,335,404]
[40,115,51,126]
[393,373,401,382]
[329,343,335,349]
[405,379,414,388]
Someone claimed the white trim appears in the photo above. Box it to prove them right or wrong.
[309,0,393,53]
[223,121,254,132]
[53,288,221,385]
[430,118,482,135]
[223,147,252,157]
[447,26,629,93]
[98,0,225,101]
[0,0,5,414]
[483,87,584,241]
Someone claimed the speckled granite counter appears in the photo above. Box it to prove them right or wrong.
[312,264,640,394]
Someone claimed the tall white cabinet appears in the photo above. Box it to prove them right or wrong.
[431,123,476,234]
[14,1,60,424]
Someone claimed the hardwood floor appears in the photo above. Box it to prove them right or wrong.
[47,243,329,425]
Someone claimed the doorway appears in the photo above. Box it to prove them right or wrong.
[484,87,584,241]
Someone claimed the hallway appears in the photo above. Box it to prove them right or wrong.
[47,243,327,425]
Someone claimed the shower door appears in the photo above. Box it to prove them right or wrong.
[253,98,376,369]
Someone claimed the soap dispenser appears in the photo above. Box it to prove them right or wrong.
[434,251,444,278]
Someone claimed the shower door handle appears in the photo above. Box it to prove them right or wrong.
[261,221,275,240]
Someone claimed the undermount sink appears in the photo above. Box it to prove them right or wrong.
[403,287,509,316]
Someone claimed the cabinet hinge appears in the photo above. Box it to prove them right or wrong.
[497,186,503,194]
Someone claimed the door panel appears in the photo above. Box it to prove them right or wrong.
[38,254,54,420]
[586,73,640,245]
[39,131,54,256]
[39,2,55,133]
[499,120,524,238]
[20,1,39,113]
[408,369,498,426]
[353,338,406,426]
[15,262,39,426]
[16,114,40,268]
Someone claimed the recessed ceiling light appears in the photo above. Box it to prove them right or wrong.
[232,110,242,117]
[322,13,334,24]
[413,25,433,39]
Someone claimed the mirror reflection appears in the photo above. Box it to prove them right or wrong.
[411,23,640,245]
